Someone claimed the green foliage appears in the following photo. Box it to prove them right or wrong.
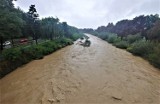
[148,44,160,68]
[83,14,160,69]
[41,17,61,40]
[0,38,73,78]
[94,31,160,69]
[55,38,73,46]
[41,41,57,53]
[107,34,121,43]
[27,45,44,59]
[0,1,83,51]
[97,32,109,40]
[114,41,129,49]
[126,34,142,44]
[0,0,25,50]
[2,38,73,62]
[2,48,22,61]
[70,33,83,41]
[83,14,159,42]
[127,40,154,56]
[147,20,160,42]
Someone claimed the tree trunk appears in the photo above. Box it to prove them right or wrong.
[0,36,3,51]
[11,37,14,47]
[35,35,38,45]
[50,34,53,40]
[34,31,38,45]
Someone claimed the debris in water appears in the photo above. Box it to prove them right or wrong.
[111,95,122,100]
[48,98,60,103]
[48,99,56,103]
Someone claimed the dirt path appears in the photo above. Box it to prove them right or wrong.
[1,34,160,104]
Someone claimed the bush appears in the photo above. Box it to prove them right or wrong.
[20,46,34,63]
[55,38,73,45]
[126,34,142,44]
[2,48,22,61]
[0,38,74,78]
[114,41,129,49]
[70,33,83,41]
[30,45,44,59]
[94,32,160,69]
[97,32,109,40]
[107,34,121,43]
[127,40,154,56]
[148,44,160,68]
[41,41,57,53]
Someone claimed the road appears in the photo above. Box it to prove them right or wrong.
[1,34,160,104]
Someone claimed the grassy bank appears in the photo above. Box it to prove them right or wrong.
[0,38,74,78]
[93,32,160,69]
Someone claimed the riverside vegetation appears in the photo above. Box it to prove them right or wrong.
[0,33,83,78]
[95,33,160,68]
[81,15,160,69]
[0,0,83,78]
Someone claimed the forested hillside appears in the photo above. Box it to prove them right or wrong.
[81,14,160,68]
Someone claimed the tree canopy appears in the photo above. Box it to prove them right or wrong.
[0,0,82,50]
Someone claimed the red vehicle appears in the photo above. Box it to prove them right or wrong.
[19,38,28,44]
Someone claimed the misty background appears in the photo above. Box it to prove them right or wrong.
[13,0,160,29]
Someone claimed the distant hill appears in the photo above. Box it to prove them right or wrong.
[81,14,160,41]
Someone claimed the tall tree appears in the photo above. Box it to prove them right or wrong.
[41,17,62,40]
[147,20,160,42]
[62,22,70,38]
[27,5,39,44]
[0,0,24,50]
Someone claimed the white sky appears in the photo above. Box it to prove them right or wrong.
[13,0,160,29]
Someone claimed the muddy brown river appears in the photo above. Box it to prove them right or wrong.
[1,34,160,104]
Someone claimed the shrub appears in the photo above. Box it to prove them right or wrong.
[114,41,129,49]
[20,46,34,63]
[2,48,22,61]
[97,32,109,40]
[70,33,83,41]
[62,38,73,45]
[55,38,73,45]
[41,41,57,52]
[148,44,160,68]
[127,40,154,56]
[107,34,121,43]
[0,38,74,78]
[31,45,44,59]
[21,45,44,60]
[126,34,142,44]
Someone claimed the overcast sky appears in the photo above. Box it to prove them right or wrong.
[13,0,160,29]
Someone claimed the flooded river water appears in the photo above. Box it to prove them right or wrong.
[1,34,160,104]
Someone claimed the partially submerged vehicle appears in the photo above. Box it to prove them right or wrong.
[77,36,91,47]
[84,39,91,47]
[3,41,11,46]
[79,39,91,47]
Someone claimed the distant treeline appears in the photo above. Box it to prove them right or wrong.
[81,14,160,42]
[80,14,160,69]
[0,0,83,51]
